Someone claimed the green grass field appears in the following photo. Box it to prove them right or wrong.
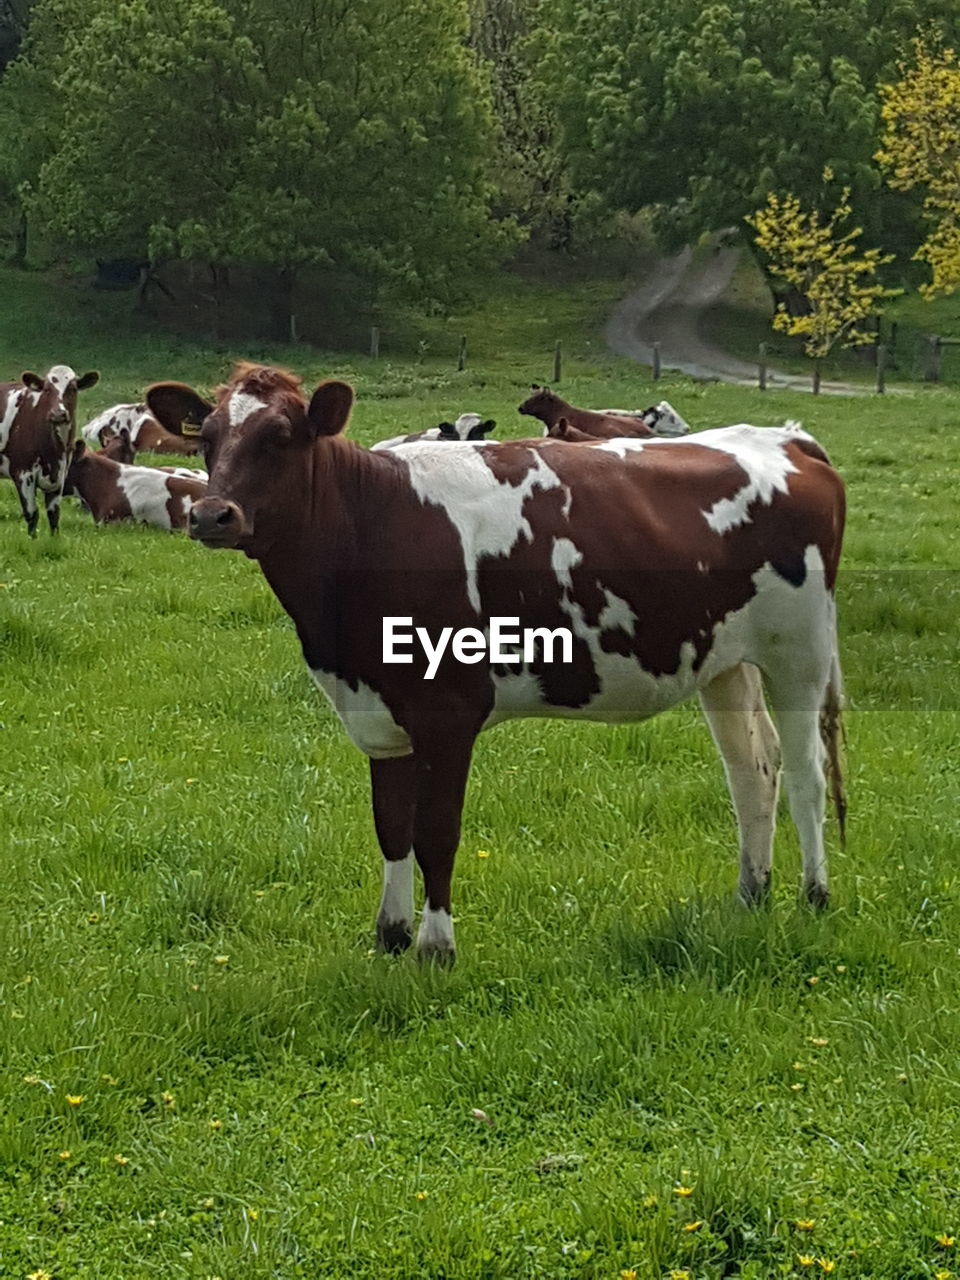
[2,264,960,1279]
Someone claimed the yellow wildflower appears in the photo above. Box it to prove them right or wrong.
[937,1235,956,1248]
[620,1271,637,1280]
[791,1082,805,1092]
[213,955,229,966]
[807,975,820,986]
[674,1185,695,1197]
[65,1094,84,1107]
[209,1118,222,1130]
[794,1219,816,1231]
[477,849,490,859]
[114,1154,129,1166]
[22,1074,41,1085]
[100,1075,117,1086]
[642,1193,658,1208]
[817,1260,836,1274]
[684,1219,704,1232]
[669,1272,692,1280]
[415,1191,428,1201]
[808,1037,829,1048]
[798,1257,815,1268]
[349,1098,364,1106]
[935,1271,952,1280]
[58,1151,71,1161]
[247,1208,259,1221]
[27,1271,53,1280]
[161,1091,176,1108]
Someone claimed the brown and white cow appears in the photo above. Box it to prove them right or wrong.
[518,386,656,440]
[372,413,497,451]
[66,441,207,530]
[82,402,200,455]
[0,365,100,534]
[147,365,846,964]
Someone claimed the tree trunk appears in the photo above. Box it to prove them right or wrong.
[10,205,27,267]
[269,266,296,342]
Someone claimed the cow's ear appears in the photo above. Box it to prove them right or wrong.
[22,371,44,391]
[469,419,496,440]
[437,421,459,440]
[147,382,214,433]
[119,427,131,444]
[306,380,354,438]
[72,439,86,461]
[76,370,99,391]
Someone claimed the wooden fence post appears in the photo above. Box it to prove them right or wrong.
[370,326,379,359]
[812,362,821,395]
[876,343,887,395]
[926,335,942,382]
[652,341,661,381]
[758,342,767,391]
[889,321,898,368]
[457,335,467,372]
[553,340,562,383]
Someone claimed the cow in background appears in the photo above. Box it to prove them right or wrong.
[0,365,100,534]
[372,412,496,451]
[82,402,200,456]
[518,386,656,440]
[66,442,207,531]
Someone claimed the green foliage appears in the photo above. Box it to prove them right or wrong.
[0,0,515,306]
[541,0,960,252]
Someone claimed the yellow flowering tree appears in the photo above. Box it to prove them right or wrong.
[746,180,899,388]
[876,39,960,297]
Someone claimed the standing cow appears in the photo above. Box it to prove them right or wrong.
[148,365,846,964]
[0,365,100,534]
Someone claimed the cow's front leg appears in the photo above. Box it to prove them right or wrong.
[412,734,476,965]
[43,486,63,534]
[14,472,39,537]
[370,755,417,953]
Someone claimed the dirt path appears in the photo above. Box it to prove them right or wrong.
[605,243,869,396]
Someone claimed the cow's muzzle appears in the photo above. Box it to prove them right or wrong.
[189,497,247,548]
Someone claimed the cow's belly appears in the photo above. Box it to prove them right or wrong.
[309,668,412,758]
[484,643,708,728]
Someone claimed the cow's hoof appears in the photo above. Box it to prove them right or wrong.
[417,944,456,968]
[376,919,413,954]
[738,871,772,907]
[804,882,830,911]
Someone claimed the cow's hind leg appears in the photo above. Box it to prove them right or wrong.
[700,663,781,905]
[371,755,417,953]
[761,671,831,909]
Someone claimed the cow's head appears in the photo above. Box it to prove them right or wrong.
[146,364,354,553]
[100,426,135,464]
[22,366,99,445]
[437,413,497,441]
[517,385,559,422]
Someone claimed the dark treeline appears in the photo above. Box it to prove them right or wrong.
[0,0,956,339]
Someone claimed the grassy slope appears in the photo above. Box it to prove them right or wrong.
[1,266,959,1279]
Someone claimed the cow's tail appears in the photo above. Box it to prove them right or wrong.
[819,644,846,847]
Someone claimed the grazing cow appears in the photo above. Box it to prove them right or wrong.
[148,364,846,964]
[372,412,496,451]
[518,386,656,440]
[82,402,200,456]
[0,365,100,534]
[66,441,207,530]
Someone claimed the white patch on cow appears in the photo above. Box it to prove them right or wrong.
[551,537,582,589]
[379,852,414,931]
[309,669,412,758]
[598,586,636,635]
[371,411,486,451]
[0,387,26,455]
[596,424,805,534]
[114,465,203,530]
[229,391,266,427]
[396,442,570,611]
[417,904,455,954]
[161,466,209,481]
[46,365,77,395]
[82,404,155,446]
[453,412,482,436]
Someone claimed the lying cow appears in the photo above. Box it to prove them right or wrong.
[545,418,603,443]
[518,386,655,440]
[148,364,846,965]
[598,400,690,437]
[82,402,200,456]
[95,425,208,480]
[66,441,207,530]
[372,412,496,451]
[1,365,100,534]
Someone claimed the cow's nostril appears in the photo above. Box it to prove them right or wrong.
[216,507,233,525]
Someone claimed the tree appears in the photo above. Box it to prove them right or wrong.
[747,178,900,389]
[540,0,959,256]
[876,38,960,297]
[0,0,515,325]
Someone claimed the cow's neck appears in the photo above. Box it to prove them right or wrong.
[254,437,402,677]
